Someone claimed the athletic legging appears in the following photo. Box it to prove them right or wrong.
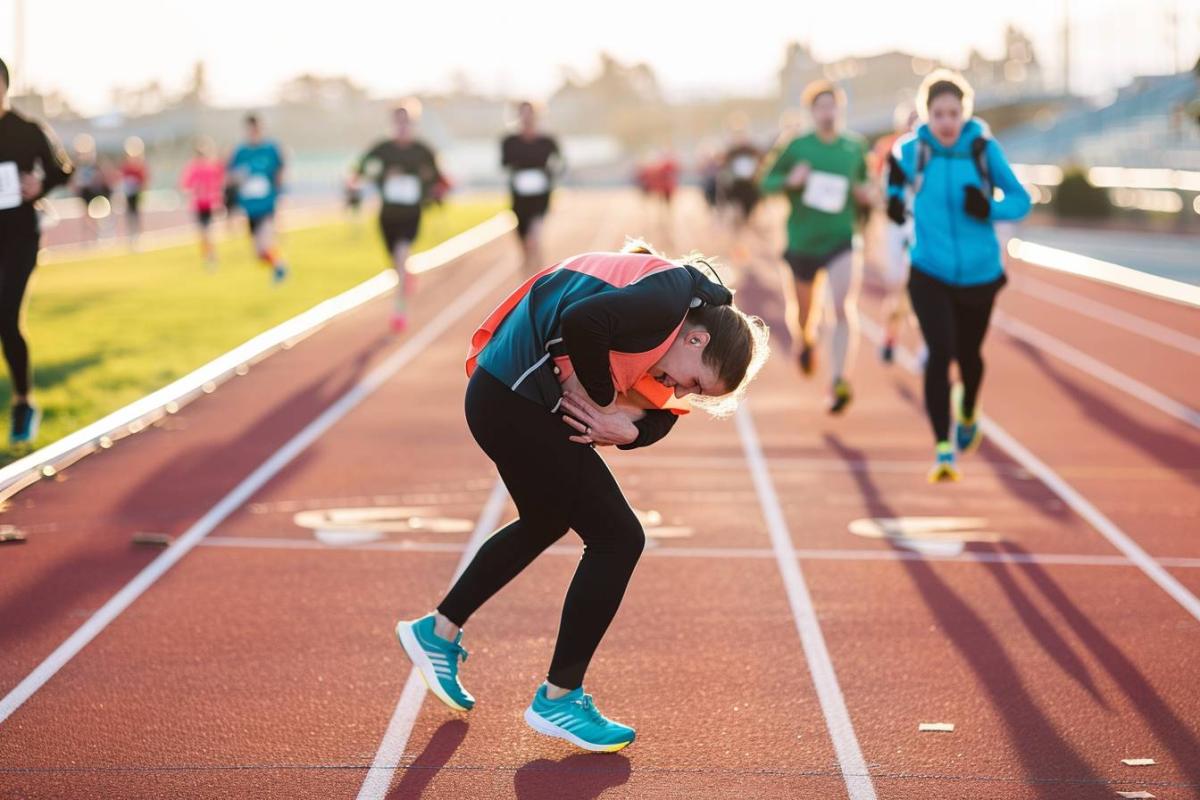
[438,368,645,690]
[0,230,38,398]
[907,268,1003,443]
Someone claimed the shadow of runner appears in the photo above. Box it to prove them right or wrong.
[384,719,469,800]
[1006,337,1199,486]
[513,752,631,800]
[998,540,1200,785]
[0,331,393,666]
[823,432,1107,797]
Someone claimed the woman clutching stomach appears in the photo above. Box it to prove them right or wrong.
[393,239,769,752]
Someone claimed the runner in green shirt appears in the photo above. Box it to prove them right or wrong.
[761,80,873,414]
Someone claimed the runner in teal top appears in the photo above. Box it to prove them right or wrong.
[228,114,288,283]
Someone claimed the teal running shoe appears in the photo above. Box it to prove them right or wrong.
[928,441,961,483]
[523,685,635,752]
[395,614,475,711]
[952,383,983,454]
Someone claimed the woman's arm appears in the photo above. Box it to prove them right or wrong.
[617,410,678,450]
[559,268,693,408]
[33,123,73,198]
[758,140,795,194]
[984,140,1031,222]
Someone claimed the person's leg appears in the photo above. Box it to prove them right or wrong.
[254,213,288,280]
[881,221,910,347]
[781,251,823,373]
[435,372,580,633]
[523,216,545,274]
[907,270,956,444]
[0,233,38,403]
[951,284,1000,422]
[545,455,645,693]
[825,247,862,385]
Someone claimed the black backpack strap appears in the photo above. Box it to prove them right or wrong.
[971,136,992,195]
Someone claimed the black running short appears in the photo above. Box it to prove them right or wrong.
[783,241,853,282]
[380,206,422,252]
[512,193,550,237]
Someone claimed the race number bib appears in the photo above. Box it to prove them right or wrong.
[512,168,549,196]
[0,162,22,211]
[383,174,421,205]
[802,170,850,214]
[731,156,757,180]
[240,173,272,200]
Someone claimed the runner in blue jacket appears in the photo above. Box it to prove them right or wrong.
[886,70,1030,481]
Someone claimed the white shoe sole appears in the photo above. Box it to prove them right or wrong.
[395,620,471,712]
[522,706,633,753]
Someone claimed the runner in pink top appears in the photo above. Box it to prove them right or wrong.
[180,137,224,266]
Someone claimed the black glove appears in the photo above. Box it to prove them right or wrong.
[964,185,990,220]
[886,195,907,225]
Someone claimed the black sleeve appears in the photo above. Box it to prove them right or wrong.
[559,268,692,407]
[617,409,679,450]
[355,142,382,177]
[35,122,73,197]
[500,137,513,168]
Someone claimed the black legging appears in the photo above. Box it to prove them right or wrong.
[438,368,645,690]
[907,268,1004,444]
[0,228,38,398]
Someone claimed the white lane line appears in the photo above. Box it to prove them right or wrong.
[736,405,878,800]
[979,423,1200,623]
[355,479,507,800]
[859,315,1200,625]
[197,536,1200,570]
[994,311,1200,430]
[1007,237,1200,309]
[0,255,515,727]
[1,212,516,498]
[1010,274,1200,357]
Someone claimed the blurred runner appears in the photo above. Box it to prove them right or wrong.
[351,99,444,333]
[228,114,288,283]
[501,101,562,274]
[120,136,148,248]
[71,134,110,243]
[395,241,769,752]
[760,80,873,414]
[870,103,919,364]
[886,70,1030,481]
[0,57,73,444]
[179,136,224,267]
[720,114,763,227]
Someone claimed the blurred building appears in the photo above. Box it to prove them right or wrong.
[778,27,1048,134]
[1001,67,1200,170]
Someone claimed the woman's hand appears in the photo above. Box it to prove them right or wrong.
[559,372,619,414]
[560,391,638,447]
[786,162,811,190]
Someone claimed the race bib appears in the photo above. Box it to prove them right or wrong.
[0,162,22,211]
[802,170,850,214]
[383,174,421,205]
[240,173,272,200]
[513,168,549,196]
[731,156,757,180]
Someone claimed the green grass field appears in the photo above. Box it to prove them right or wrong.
[6,199,505,466]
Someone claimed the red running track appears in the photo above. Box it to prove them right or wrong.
[0,190,1197,799]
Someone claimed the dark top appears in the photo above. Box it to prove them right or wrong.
[501,133,561,195]
[0,109,73,233]
[560,266,700,449]
[356,139,442,209]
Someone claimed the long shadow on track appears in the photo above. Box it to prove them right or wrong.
[824,432,1108,798]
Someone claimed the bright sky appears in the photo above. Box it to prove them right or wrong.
[3,0,1198,113]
